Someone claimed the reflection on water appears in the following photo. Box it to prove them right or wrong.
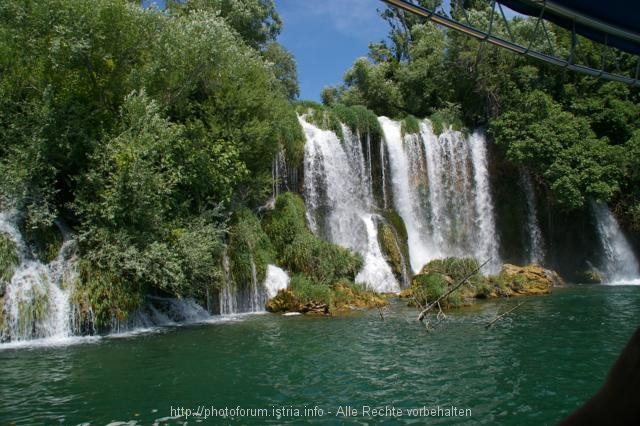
[0,285,639,425]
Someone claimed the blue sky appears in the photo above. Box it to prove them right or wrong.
[142,0,390,102]
[274,0,389,102]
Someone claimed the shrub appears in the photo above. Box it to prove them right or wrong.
[289,274,332,306]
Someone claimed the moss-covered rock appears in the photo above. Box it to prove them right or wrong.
[377,224,405,282]
[402,258,562,310]
[577,268,603,284]
[0,233,19,289]
[493,264,563,296]
[331,281,388,311]
[266,277,387,315]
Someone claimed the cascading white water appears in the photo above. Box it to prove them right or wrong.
[219,251,238,315]
[355,214,402,292]
[380,117,433,272]
[0,212,76,342]
[247,257,261,312]
[468,130,501,273]
[264,265,289,299]
[380,118,502,274]
[380,137,388,209]
[124,297,211,330]
[520,170,545,264]
[593,203,640,284]
[301,116,400,293]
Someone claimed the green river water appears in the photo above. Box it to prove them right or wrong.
[1,284,639,425]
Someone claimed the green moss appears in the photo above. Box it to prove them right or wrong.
[332,104,382,139]
[381,209,408,244]
[0,233,19,284]
[331,280,387,311]
[412,272,448,305]
[267,278,387,314]
[401,114,421,137]
[377,224,404,281]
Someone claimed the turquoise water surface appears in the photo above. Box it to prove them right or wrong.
[1,284,639,425]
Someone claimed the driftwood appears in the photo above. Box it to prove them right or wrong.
[417,258,491,323]
[376,303,385,321]
[485,302,524,329]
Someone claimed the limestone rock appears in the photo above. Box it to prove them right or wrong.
[498,264,564,296]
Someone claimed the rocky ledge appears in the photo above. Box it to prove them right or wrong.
[401,258,564,309]
[266,282,388,316]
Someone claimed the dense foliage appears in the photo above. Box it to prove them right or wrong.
[0,0,304,324]
[326,1,640,226]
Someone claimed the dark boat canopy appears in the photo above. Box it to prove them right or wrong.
[498,0,640,55]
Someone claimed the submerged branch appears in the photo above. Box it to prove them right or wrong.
[485,302,524,329]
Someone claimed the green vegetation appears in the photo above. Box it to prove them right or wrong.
[327,1,640,227]
[262,193,384,313]
[21,223,63,264]
[288,274,333,306]
[406,258,559,310]
[0,233,19,284]
[296,102,382,142]
[266,277,387,314]
[400,115,421,137]
[228,209,275,287]
[263,193,362,285]
[0,0,305,325]
[411,257,482,308]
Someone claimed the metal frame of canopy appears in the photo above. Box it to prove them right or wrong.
[381,0,640,87]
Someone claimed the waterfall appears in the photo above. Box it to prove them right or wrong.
[593,203,640,284]
[1,212,76,343]
[272,150,288,197]
[520,170,545,264]
[264,265,289,299]
[380,117,433,272]
[301,116,400,292]
[123,297,211,330]
[247,257,261,312]
[380,137,388,209]
[219,251,238,315]
[379,118,502,274]
[468,130,501,273]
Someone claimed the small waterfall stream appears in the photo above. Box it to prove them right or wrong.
[520,170,545,264]
[593,203,640,284]
[1,212,76,342]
